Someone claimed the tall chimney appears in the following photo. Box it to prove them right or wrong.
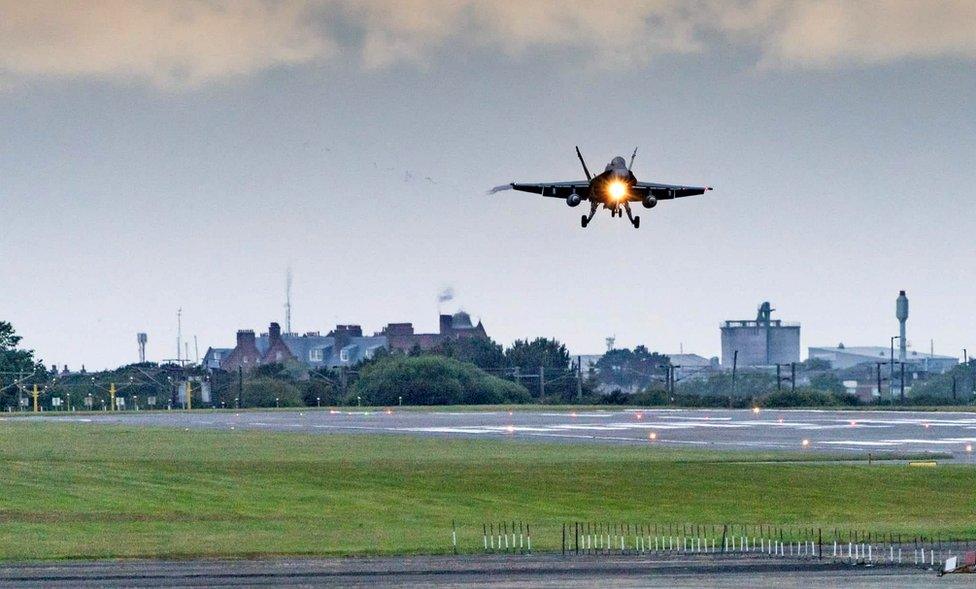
[896,290,908,362]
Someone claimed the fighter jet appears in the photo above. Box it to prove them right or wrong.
[490,147,712,228]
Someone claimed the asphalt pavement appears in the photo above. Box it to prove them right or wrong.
[0,554,968,588]
[15,407,976,458]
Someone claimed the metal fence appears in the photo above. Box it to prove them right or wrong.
[472,521,976,570]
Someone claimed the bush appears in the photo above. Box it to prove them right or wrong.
[242,378,303,408]
[758,388,861,408]
[352,355,530,406]
[298,380,339,407]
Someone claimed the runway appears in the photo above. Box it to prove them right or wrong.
[0,554,964,588]
[15,407,976,458]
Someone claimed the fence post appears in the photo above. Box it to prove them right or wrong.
[452,520,458,555]
[818,528,822,560]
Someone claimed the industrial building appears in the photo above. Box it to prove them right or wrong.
[808,291,957,374]
[808,345,957,373]
[720,302,800,367]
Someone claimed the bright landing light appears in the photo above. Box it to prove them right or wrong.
[608,181,627,200]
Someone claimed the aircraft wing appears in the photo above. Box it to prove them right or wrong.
[490,181,590,199]
[631,182,712,200]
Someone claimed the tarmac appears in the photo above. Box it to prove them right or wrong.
[17,407,976,458]
[0,554,967,588]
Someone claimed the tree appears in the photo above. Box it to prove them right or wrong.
[809,372,846,395]
[505,337,576,400]
[0,322,45,408]
[242,378,303,407]
[593,346,670,392]
[353,355,529,406]
[432,337,506,372]
[0,321,41,373]
[505,338,571,373]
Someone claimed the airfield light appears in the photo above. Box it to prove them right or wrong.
[802,439,810,447]
[635,412,643,420]
[752,407,761,415]
[570,412,577,418]
[967,444,973,453]
[608,181,627,200]
[648,432,657,441]
[850,420,857,426]
[924,423,930,429]
[506,425,515,434]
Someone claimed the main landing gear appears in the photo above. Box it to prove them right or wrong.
[580,202,640,228]
[581,201,598,228]
[624,202,640,229]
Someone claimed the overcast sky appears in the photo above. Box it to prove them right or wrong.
[1,0,974,369]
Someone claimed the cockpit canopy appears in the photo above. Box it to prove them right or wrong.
[607,156,627,171]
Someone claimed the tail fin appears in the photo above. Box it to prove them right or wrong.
[628,147,638,171]
[575,146,592,181]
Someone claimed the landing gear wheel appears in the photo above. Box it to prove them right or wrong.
[581,215,589,228]
[633,216,640,229]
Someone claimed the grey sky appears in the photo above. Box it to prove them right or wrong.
[1,1,974,369]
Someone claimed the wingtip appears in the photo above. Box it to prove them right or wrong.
[487,183,514,195]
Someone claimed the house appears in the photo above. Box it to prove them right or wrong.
[379,312,488,353]
[212,322,386,371]
[208,312,490,372]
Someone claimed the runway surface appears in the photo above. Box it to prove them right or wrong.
[16,407,976,458]
[0,554,965,588]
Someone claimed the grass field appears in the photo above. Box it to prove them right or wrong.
[0,422,974,560]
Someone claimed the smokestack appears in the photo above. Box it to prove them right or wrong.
[896,290,908,362]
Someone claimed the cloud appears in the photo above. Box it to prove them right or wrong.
[753,0,976,69]
[1,0,973,89]
[0,0,334,88]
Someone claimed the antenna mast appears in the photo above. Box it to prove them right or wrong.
[177,308,182,363]
[285,267,293,334]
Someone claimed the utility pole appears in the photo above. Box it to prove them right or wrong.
[32,384,39,413]
[889,335,901,399]
[900,362,905,403]
[730,350,738,408]
[177,308,183,364]
[791,362,796,393]
[539,366,545,404]
[876,362,884,397]
[576,356,582,403]
[109,383,116,411]
[285,266,293,335]
[186,380,192,411]
[237,365,244,409]
[776,364,782,391]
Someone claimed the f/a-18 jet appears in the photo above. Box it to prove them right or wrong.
[491,147,711,228]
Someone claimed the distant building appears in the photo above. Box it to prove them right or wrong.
[202,347,231,369]
[667,353,721,381]
[379,312,488,353]
[205,312,489,372]
[808,344,957,373]
[721,302,800,367]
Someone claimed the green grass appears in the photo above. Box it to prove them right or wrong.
[0,422,974,560]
